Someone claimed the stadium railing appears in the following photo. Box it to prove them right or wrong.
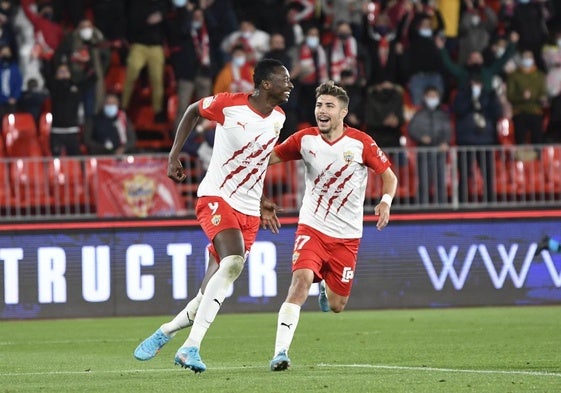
[0,144,559,221]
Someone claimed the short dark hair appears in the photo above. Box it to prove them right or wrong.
[315,81,349,108]
[253,58,285,88]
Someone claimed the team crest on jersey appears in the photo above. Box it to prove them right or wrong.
[343,150,354,163]
[211,214,221,225]
[202,96,216,109]
[274,121,282,136]
[292,251,300,264]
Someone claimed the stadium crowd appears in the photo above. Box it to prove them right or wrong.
[0,0,561,162]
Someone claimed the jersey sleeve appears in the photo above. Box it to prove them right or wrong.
[361,134,391,174]
[274,130,304,161]
[198,93,231,124]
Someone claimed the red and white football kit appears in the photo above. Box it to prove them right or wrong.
[196,92,285,260]
[274,126,390,295]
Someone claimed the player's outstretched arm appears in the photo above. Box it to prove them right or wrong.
[375,168,398,231]
[168,101,202,183]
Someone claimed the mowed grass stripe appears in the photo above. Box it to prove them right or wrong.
[1,307,560,392]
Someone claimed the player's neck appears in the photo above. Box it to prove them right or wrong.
[248,91,276,116]
[321,125,345,142]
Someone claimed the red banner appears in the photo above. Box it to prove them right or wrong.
[96,159,186,217]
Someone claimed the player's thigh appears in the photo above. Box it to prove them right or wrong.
[196,196,259,259]
[291,225,328,281]
[323,239,360,297]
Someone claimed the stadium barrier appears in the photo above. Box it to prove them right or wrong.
[0,144,560,221]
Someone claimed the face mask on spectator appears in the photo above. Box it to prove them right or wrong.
[306,36,319,49]
[425,97,440,109]
[104,104,119,118]
[232,55,246,67]
[192,21,202,30]
[241,31,251,39]
[557,39,561,48]
[80,27,93,41]
[173,0,187,6]
[518,0,530,3]
[471,15,481,25]
[418,28,432,38]
[472,85,482,98]
[495,47,505,58]
[521,58,534,69]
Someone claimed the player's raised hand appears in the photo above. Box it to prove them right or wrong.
[167,157,186,183]
[260,196,281,234]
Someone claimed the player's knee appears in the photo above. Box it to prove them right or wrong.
[330,298,348,313]
[220,255,245,281]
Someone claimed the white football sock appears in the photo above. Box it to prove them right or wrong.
[274,302,301,355]
[160,290,203,336]
[182,255,245,349]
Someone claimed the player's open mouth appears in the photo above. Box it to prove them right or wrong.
[317,116,329,126]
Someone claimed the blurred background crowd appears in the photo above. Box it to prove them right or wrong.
[0,0,560,161]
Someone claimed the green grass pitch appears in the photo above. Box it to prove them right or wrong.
[1,306,560,393]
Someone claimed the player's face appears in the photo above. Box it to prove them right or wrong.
[267,66,293,104]
[315,95,348,135]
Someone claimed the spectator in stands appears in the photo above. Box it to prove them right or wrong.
[323,0,369,38]
[121,0,169,123]
[328,21,361,84]
[92,0,127,44]
[220,19,270,65]
[457,0,498,65]
[364,80,406,166]
[48,63,82,156]
[264,33,292,70]
[0,42,21,120]
[453,74,502,203]
[403,14,445,106]
[54,18,111,121]
[363,11,405,86]
[182,118,215,172]
[544,88,561,143]
[278,2,305,50]
[510,0,553,71]
[506,50,547,145]
[290,25,328,126]
[51,0,85,28]
[20,0,64,81]
[0,0,17,55]
[436,0,461,55]
[338,69,364,129]
[168,1,213,127]
[212,44,254,94]
[542,30,561,98]
[18,78,48,123]
[408,86,452,204]
[436,31,518,92]
[84,92,136,155]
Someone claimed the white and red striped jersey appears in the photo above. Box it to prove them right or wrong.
[197,92,285,216]
[274,126,390,238]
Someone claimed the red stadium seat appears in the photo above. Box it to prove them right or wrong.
[133,105,173,151]
[10,158,52,207]
[0,161,13,207]
[105,65,127,94]
[38,112,52,156]
[3,113,43,157]
[47,157,87,208]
